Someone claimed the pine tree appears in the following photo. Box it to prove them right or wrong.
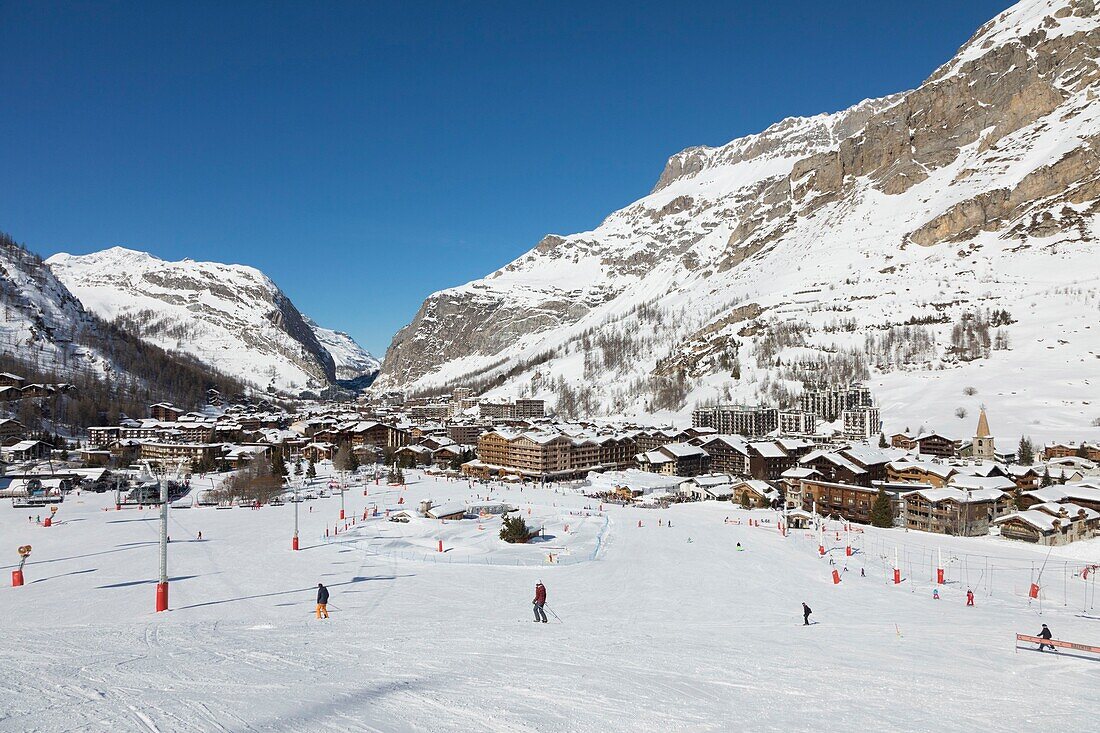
[870,489,894,528]
[294,457,303,476]
[500,514,531,543]
[1016,436,1035,466]
[878,433,888,449]
[1041,468,1053,487]
[270,450,288,478]
[306,457,317,479]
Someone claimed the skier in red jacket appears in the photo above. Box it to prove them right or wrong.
[966,589,975,606]
[533,581,548,623]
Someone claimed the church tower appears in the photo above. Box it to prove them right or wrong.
[972,408,995,461]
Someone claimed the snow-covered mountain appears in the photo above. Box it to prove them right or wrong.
[377,0,1100,444]
[47,247,377,395]
[304,317,381,386]
[0,232,110,376]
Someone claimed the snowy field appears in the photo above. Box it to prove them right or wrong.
[2,469,1098,732]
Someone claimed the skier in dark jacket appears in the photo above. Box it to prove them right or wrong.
[1037,624,1054,651]
[533,581,548,623]
[316,583,330,619]
[802,602,812,625]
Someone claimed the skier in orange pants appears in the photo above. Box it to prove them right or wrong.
[316,583,330,619]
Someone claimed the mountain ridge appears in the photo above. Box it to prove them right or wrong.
[375,0,1100,444]
[46,246,378,395]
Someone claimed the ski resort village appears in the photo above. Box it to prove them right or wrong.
[4,0,1100,730]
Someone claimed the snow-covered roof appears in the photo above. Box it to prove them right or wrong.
[425,501,468,518]
[995,510,1058,532]
[1031,502,1099,521]
[749,442,787,459]
[902,487,1006,504]
[661,442,708,458]
[1023,484,1100,504]
[781,466,819,479]
[947,475,1016,492]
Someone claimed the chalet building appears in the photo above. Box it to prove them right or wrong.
[886,459,957,488]
[779,467,820,507]
[633,429,680,453]
[1043,442,1100,462]
[636,443,711,477]
[730,479,780,507]
[396,444,433,466]
[1006,465,1042,491]
[468,429,609,480]
[432,443,472,469]
[679,474,736,501]
[139,442,222,466]
[0,386,20,401]
[20,384,54,398]
[890,432,957,458]
[799,449,871,487]
[2,440,51,462]
[1020,482,1100,514]
[302,442,335,462]
[0,418,25,446]
[149,403,185,422]
[799,478,887,525]
[901,487,1008,536]
[839,445,891,483]
[0,372,26,389]
[691,435,750,475]
[996,502,1100,546]
[747,441,796,480]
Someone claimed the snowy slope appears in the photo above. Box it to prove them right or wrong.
[2,468,1097,732]
[47,247,375,395]
[377,0,1100,445]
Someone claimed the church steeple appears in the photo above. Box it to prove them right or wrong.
[972,408,994,460]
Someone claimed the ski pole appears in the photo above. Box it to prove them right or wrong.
[544,604,563,623]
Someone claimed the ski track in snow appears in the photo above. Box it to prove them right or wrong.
[1,470,1098,732]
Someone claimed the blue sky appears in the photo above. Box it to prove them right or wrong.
[0,0,1011,355]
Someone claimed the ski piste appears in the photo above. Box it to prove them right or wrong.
[3,465,1096,731]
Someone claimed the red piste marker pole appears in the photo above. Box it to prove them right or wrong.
[155,475,169,612]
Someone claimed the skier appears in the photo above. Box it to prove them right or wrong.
[932,588,940,600]
[802,602,812,626]
[1037,624,1054,652]
[736,542,743,551]
[966,588,975,606]
[532,581,548,623]
[316,583,330,619]
[860,568,865,577]
[197,531,202,541]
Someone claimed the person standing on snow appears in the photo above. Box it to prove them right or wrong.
[316,583,330,619]
[533,581,548,623]
[1037,624,1054,651]
[802,602,812,626]
[966,589,975,606]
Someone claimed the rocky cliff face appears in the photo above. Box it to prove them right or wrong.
[376,0,1100,440]
[47,247,376,395]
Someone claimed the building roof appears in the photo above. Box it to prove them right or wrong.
[902,487,1006,504]
[661,442,708,458]
[1023,484,1100,504]
[947,475,1016,492]
[749,442,788,459]
[995,510,1058,532]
